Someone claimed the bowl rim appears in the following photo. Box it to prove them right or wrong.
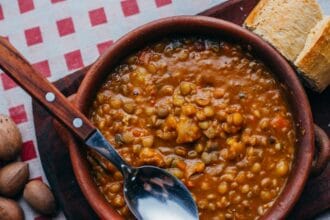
[72,15,314,220]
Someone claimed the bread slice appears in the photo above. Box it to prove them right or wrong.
[244,0,323,61]
[295,17,330,92]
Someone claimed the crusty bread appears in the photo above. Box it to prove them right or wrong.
[295,17,330,92]
[244,0,323,61]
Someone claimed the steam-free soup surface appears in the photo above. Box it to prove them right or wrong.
[88,37,295,220]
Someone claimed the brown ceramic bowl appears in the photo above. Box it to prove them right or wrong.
[70,16,315,219]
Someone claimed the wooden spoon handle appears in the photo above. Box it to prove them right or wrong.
[0,37,96,140]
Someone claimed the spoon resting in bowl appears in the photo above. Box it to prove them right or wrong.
[0,37,198,220]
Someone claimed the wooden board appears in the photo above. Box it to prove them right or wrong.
[32,0,330,219]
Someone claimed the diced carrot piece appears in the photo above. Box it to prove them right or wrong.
[271,116,289,130]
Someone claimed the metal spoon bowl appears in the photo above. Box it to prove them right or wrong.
[125,166,197,220]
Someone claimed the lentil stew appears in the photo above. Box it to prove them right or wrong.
[88,37,296,220]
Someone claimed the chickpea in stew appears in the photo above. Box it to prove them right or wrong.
[88,37,296,220]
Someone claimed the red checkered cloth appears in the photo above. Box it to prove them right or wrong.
[0,0,226,219]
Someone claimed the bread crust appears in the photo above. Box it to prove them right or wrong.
[244,0,323,61]
[244,0,270,29]
[295,17,330,92]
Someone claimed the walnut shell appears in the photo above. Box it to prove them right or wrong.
[0,115,22,161]
[0,197,24,220]
[0,162,29,197]
[23,180,56,215]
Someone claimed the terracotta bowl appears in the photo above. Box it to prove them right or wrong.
[70,16,316,219]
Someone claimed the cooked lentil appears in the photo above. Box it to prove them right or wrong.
[88,37,295,220]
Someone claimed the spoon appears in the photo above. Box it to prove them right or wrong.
[0,37,198,220]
